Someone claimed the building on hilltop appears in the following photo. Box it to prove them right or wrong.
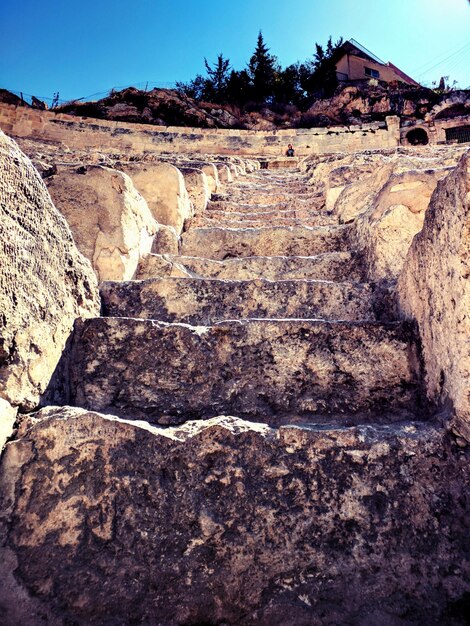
[335,39,419,86]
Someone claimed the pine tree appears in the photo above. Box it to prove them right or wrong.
[247,31,279,103]
[301,36,344,98]
[204,54,231,103]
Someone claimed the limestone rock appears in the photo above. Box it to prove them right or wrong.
[179,166,210,215]
[334,161,393,223]
[200,163,219,193]
[64,317,421,425]
[351,168,450,280]
[181,225,350,260]
[0,132,100,412]
[46,165,157,281]
[0,407,467,625]
[0,399,16,450]
[135,251,363,282]
[121,162,192,234]
[215,162,233,183]
[398,151,470,440]
[100,277,383,324]
[135,254,192,279]
[151,224,179,255]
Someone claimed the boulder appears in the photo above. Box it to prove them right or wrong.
[121,162,192,234]
[398,151,470,440]
[151,224,179,255]
[0,132,100,413]
[351,167,450,281]
[178,166,210,215]
[334,161,394,223]
[46,165,157,281]
[214,162,233,183]
[200,163,219,193]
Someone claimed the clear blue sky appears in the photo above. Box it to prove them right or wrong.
[1,0,469,104]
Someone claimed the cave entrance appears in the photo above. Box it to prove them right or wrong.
[406,128,429,146]
[445,125,470,144]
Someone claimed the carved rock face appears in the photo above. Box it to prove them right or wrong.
[46,164,158,282]
[1,137,469,626]
[120,162,192,235]
[0,132,100,413]
[398,152,470,440]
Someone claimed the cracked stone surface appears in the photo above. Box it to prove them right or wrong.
[136,251,364,281]
[398,152,470,441]
[46,164,158,281]
[100,276,386,324]
[1,136,469,626]
[62,317,422,425]
[0,132,100,413]
[0,407,468,626]
[181,224,350,260]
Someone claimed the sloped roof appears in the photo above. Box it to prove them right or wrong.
[386,62,419,86]
[341,39,386,65]
[338,39,418,85]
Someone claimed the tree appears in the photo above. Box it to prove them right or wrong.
[176,74,208,100]
[177,54,231,103]
[272,63,306,106]
[226,69,252,106]
[301,36,344,98]
[247,31,280,103]
[204,54,231,103]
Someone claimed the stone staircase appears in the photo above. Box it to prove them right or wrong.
[66,165,426,429]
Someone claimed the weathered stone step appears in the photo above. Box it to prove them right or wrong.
[205,207,323,219]
[136,251,363,282]
[190,216,335,229]
[229,182,310,194]
[101,277,382,324]
[221,192,317,205]
[67,318,423,425]
[180,225,350,260]
[206,199,323,213]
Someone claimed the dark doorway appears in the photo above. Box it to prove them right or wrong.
[406,127,429,145]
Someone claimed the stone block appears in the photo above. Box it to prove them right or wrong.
[46,165,157,281]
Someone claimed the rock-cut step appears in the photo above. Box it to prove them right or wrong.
[180,225,350,260]
[136,251,364,282]
[67,317,423,426]
[190,215,336,229]
[100,277,384,324]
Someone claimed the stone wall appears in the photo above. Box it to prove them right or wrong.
[401,115,470,146]
[0,132,100,428]
[397,152,470,441]
[0,103,400,156]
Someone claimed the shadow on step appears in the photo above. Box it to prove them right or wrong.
[41,317,430,429]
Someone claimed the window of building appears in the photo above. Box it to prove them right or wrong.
[364,67,380,78]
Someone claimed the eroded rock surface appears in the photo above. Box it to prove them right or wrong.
[100,276,384,324]
[121,162,192,234]
[398,152,470,440]
[64,317,421,425]
[1,136,469,626]
[0,132,99,414]
[0,408,468,626]
[136,250,364,281]
[181,224,350,259]
[46,165,157,281]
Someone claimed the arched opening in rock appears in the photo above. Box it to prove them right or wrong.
[406,128,429,146]
[435,104,470,120]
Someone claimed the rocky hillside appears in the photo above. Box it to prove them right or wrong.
[3,84,469,130]
[57,87,242,129]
